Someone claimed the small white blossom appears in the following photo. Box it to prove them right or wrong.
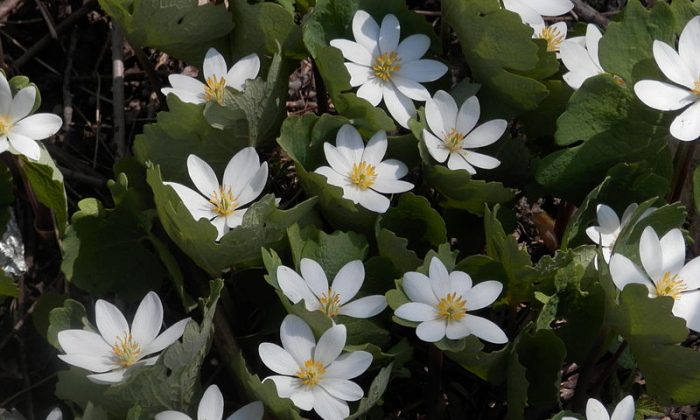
[57,292,191,384]
[503,0,574,27]
[562,395,637,420]
[609,226,700,331]
[259,315,372,420]
[560,24,605,89]
[0,73,62,161]
[394,257,508,343]
[423,90,506,174]
[165,148,268,241]
[277,258,387,319]
[634,16,700,141]
[315,124,413,213]
[586,203,655,265]
[162,48,260,105]
[329,10,447,128]
[156,385,263,420]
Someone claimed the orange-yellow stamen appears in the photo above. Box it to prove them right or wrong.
[209,185,237,217]
[0,115,12,136]
[537,26,565,52]
[319,289,341,317]
[372,51,401,81]
[655,272,686,300]
[436,292,467,323]
[443,128,465,153]
[112,333,141,368]
[296,359,326,387]
[349,161,377,190]
[203,75,226,104]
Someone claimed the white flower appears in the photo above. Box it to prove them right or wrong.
[46,408,62,420]
[162,48,260,105]
[165,148,268,241]
[586,203,655,264]
[0,73,62,161]
[423,90,506,174]
[634,17,700,141]
[277,258,387,319]
[329,10,447,128]
[394,257,508,343]
[156,385,263,420]
[315,124,413,213]
[562,395,636,420]
[609,226,700,331]
[560,24,605,90]
[259,315,372,420]
[532,22,568,55]
[57,291,191,384]
[503,0,574,27]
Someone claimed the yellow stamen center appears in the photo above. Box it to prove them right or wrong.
[209,185,237,217]
[372,51,401,81]
[296,359,326,387]
[319,289,341,317]
[349,161,377,190]
[537,26,565,52]
[436,292,467,323]
[443,128,465,153]
[655,272,686,300]
[0,115,12,136]
[692,80,700,96]
[203,75,226,105]
[112,333,141,368]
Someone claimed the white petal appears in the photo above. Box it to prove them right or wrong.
[331,260,364,304]
[375,159,408,180]
[356,78,383,105]
[315,324,346,366]
[95,299,130,345]
[586,398,609,420]
[164,182,214,221]
[424,130,449,163]
[319,378,364,401]
[640,226,664,281]
[167,74,206,97]
[198,385,224,420]
[383,83,415,128]
[528,0,574,16]
[463,314,508,344]
[290,388,315,411]
[426,90,457,138]
[633,80,695,111]
[86,369,127,384]
[12,113,62,140]
[660,229,686,276]
[187,154,219,196]
[396,34,430,63]
[143,317,190,355]
[378,14,400,55]
[280,315,315,366]
[503,0,543,26]
[463,120,507,148]
[679,256,700,291]
[226,401,264,420]
[259,342,299,375]
[445,317,471,340]
[131,291,163,350]
[371,177,413,194]
[329,39,373,66]
[312,387,349,420]
[596,204,620,232]
[416,319,447,342]
[609,254,653,292]
[351,10,380,56]
[10,87,36,122]
[560,41,601,84]
[339,295,387,318]
[277,265,317,306]
[325,351,372,379]
[463,151,501,170]
[392,75,431,101]
[449,271,473,297]
[397,59,448,83]
[429,257,451,299]
[57,354,116,373]
[324,143,352,175]
[394,302,437,322]
[223,147,260,197]
[336,124,365,165]
[447,153,476,174]
[46,407,63,420]
[203,48,228,81]
[7,133,41,161]
[155,411,192,420]
[585,24,603,70]
[402,271,438,305]
[235,163,268,207]
[355,188,391,213]
[463,280,502,311]
[562,70,595,90]
[264,375,300,399]
[162,88,204,104]
[315,166,347,188]
[226,54,261,91]
[670,100,700,141]
[57,329,111,356]
[610,395,635,420]
[0,74,11,115]
[673,290,700,332]
[301,258,330,300]
[362,130,387,167]
[652,40,695,89]
[678,16,700,79]
[225,210,246,229]
[456,96,480,135]
[345,63,372,87]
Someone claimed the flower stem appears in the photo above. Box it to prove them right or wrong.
[669,140,697,203]
[571,328,610,412]
[428,344,444,419]
[311,58,329,115]
[591,340,628,396]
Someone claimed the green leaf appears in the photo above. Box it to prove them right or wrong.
[19,146,68,234]
[693,164,700,214]
[134,95,250,186]
[375,193,447,273]
[286,224,368,279]
[608,284,700,404]
[347,363,393,419]
[78,403,109,420]
[229,0,305,59]
[61,173,164,300]
[515,328,567,409]
[98,0,233,64]
[506,345,528,420]
[147,164,317,276]
[46,299,89,350]
[203,52,290,148]
[0,271,18,298]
